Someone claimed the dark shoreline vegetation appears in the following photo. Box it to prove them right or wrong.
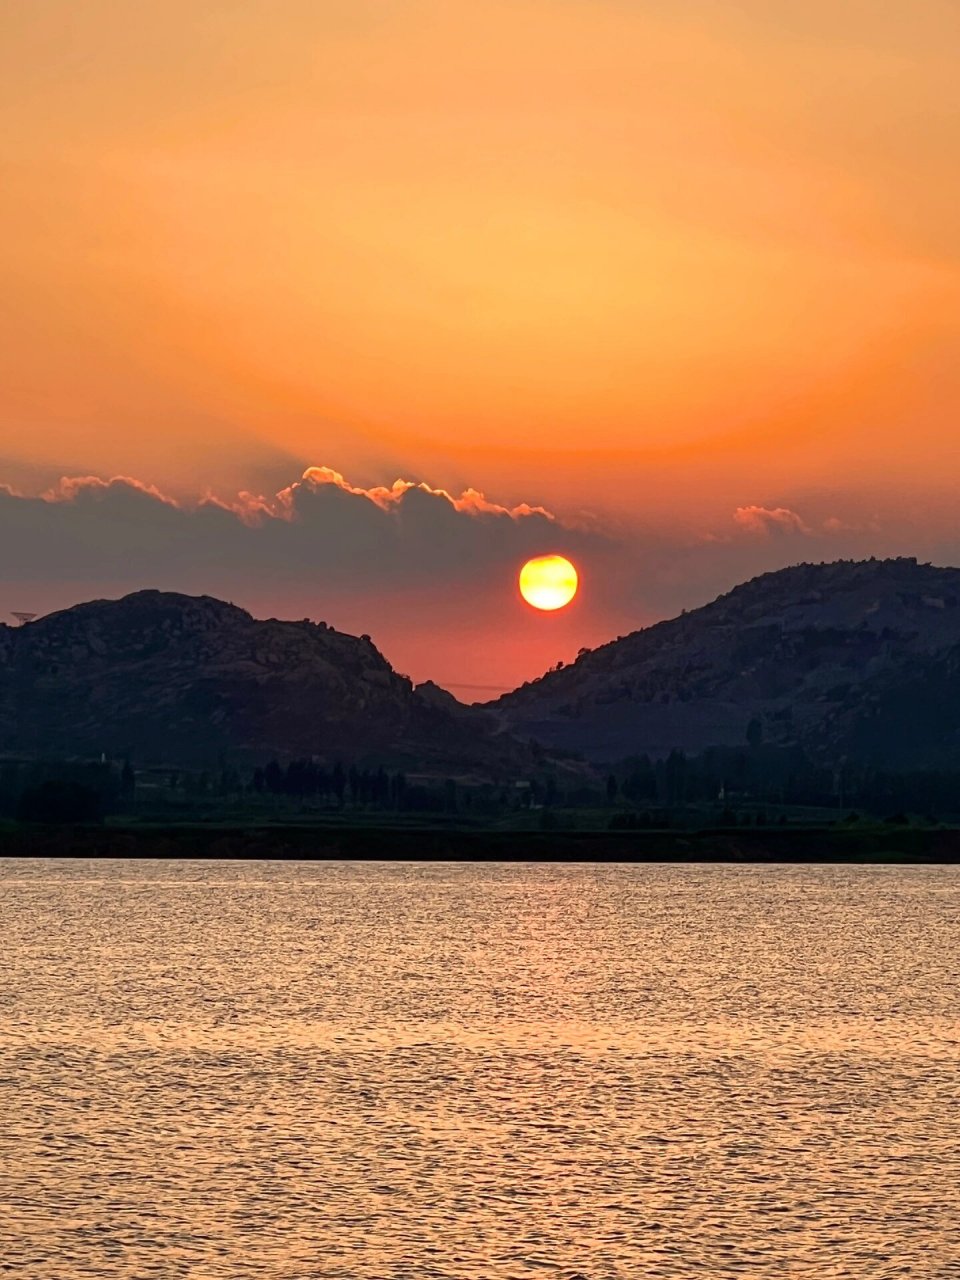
[3,821,960,863]
[4,752,960,863]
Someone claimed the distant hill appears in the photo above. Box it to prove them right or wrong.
[486,558,960,767]
[8,564,960,777]
[0,590,523,775]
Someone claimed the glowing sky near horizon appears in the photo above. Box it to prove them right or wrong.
[1,1,959,688]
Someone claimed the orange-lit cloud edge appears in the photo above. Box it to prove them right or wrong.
[7,465,880,555]
[2,462,952,691]
[17,468,876,545]
[31,467,554,527]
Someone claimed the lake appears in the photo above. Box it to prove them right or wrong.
[1,859,957,1278]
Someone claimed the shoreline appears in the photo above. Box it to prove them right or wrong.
[2,823,960,862]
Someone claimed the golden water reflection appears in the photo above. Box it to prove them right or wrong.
[1,860,957,1278]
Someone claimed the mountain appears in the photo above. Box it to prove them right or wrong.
[486,558,960,768]
[9,563,960,777]
[0,590,519,774]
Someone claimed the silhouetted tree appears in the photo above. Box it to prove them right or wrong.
[663,750,687,808]
[375,767,389,807]
[218,766,241,797]
[121,757,136,797]
[331,761,346,807]
[17,780,104,824]
[390,771,407,810]
[622,755,657,804]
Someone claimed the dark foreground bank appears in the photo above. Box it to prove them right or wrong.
[3,822,960,862]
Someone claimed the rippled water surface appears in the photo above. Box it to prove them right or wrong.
[1,859,958,1278]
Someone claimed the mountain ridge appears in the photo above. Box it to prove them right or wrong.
[0,589,518,774]
[6,560,960,773]
[486,557,960,767]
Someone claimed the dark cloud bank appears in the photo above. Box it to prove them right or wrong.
[0,468,576,588]
[1,467,951,690]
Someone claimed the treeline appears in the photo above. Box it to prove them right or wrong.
[181,758,608,814]
[169,759,456,813]
[250,759,571,814]
[607,743,960,819]
[6,743,960,826]
[0,758,132,824]
[253,759,402,807]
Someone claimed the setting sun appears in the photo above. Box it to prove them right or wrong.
[518,555,579,612]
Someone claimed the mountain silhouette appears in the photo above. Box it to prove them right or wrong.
[0,590,523,773]
[6,562,960,774]
[487,558,960,767]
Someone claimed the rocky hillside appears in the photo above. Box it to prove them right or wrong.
[0,590,518,773]
[487,559,960,767]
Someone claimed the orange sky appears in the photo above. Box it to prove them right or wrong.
[1,1,959,687]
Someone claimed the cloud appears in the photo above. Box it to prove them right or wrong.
[2,467,952,691]
[732,505,883,539]
[281,467,554,521]
[733,505,812,537]
[0,466,599,599]
[822,514,882,535]
[43,475,177,507]
[0,465,621,691]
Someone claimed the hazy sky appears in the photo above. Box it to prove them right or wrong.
[2,1,958,688]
